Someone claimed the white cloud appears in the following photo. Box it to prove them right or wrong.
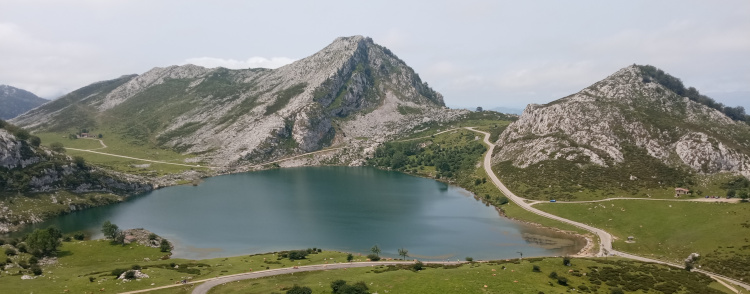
[0,22,104,98]
[182,57,296,69]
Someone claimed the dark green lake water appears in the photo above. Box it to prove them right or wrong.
[18,167,584,260]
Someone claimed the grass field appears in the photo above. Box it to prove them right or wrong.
[34,131,208,176]
[149,258,731,294]
[534,200,750,281]
[0,240,351,294]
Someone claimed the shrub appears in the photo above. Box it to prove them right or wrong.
[288,250,308,260]
[465,257,474,262]
[557,276,568,286]
[111,268,127,277]
[50,142,65,152]
[30,264,42,275]
[412,261,424,271]
[18,260,30,269]
[346,254,354,262]
[131,264,142,270]
[73,232,85,241]
[17,243,27,253]
[28,256,38,264]
[62,236,72,242]
[124,270,136,280]
[89,277,95,282]
[366,254,380,261]
[549,271,558,279]
[563,256,571,266]
[160,239,171,252]
[5,248,16,256]
[285,285,312,294]
[148,233,157,240]
[611,288,625,294]
[533,265,541,272]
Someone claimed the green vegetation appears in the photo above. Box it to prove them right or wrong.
[203,258,727,294]
[535,199,750,281]
[265,83,307,115]
[0,238,352,294]
[396,104,422,115]
[495,143,701,201]
[638,65,749,123]
[34,130,206,176]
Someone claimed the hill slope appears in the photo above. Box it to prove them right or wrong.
[0,121,151,233]
[492,65,750,200]
[0,85,48,120]
[12,36,461,168]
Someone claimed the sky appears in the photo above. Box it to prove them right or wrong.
[1,0,748,112]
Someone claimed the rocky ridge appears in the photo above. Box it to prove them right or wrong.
[493,65,750,183]
[12,36,463,168]
[0,127,152,233]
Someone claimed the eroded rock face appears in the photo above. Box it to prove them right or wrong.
[493,65,750,178]
[11,36,458,168]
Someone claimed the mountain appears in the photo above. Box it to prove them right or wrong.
[492,65,750,200]
[0,85,48,120]
[0,121,151,233]
[11,36,461,168]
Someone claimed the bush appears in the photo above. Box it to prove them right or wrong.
[286,285,312,294]
[73,232,85,241]
[533,265,541,272]
[148,233,157,240]
[16,243,27,253]
[160,239,171,252]
[18,260,30,269]
[412,261,424,271]
[5,248,16,256]
[557,276,568,286]
[465,257,474,262]
[346,253,354,262]
[366,254,380,261]
[131,264,142,270]
[611,288,625,294]
[331,280,368,294]
[62,236,72,242]
[50,142,65,152]
[549,271,558,279]
[89,276,96,282]
[28,256,38,264]
[30,264,42,275]
[563,256,571,266]
[288,250,308,260]
[124,270,136,280]
[111,268,127,277]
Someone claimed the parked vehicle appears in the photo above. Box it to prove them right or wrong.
[550,199,557,203]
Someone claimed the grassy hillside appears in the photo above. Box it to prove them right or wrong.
[0,238,730,294]
[195,258,726,294]
[535,200,750,281]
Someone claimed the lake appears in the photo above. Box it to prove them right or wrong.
[16,167,584,260]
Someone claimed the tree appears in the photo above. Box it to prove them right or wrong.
[160,239,171,252]
[370,244,381,257]
[73,156,86,169]
[727,189,737,198]
[331,280,368,294]
[465,257,473,262]
[740,191,749,202]
[476,106,483,112]
[29,136,41,147]
[533,265,541,272]
[398,247,409,260]
[25,227,62,256]
[286,285,312,294]
[331,280,347,293]
[50,142,65,153]
[101,221,119,239]
[346,253,354,262]
[412,261,423,271]
[563,256,571,266]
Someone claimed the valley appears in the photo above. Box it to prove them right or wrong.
[1,35,749,294]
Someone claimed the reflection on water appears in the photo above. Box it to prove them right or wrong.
[8,167,584,260]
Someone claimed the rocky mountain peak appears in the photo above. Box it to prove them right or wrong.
[10,36,460,167]
[493,64,750,199]
[0,85,48,120]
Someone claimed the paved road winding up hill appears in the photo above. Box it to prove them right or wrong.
[465,127,750,292]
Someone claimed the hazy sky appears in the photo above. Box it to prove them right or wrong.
[1,0,748,111]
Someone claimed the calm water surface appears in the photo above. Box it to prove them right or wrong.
[18,167,584,260]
